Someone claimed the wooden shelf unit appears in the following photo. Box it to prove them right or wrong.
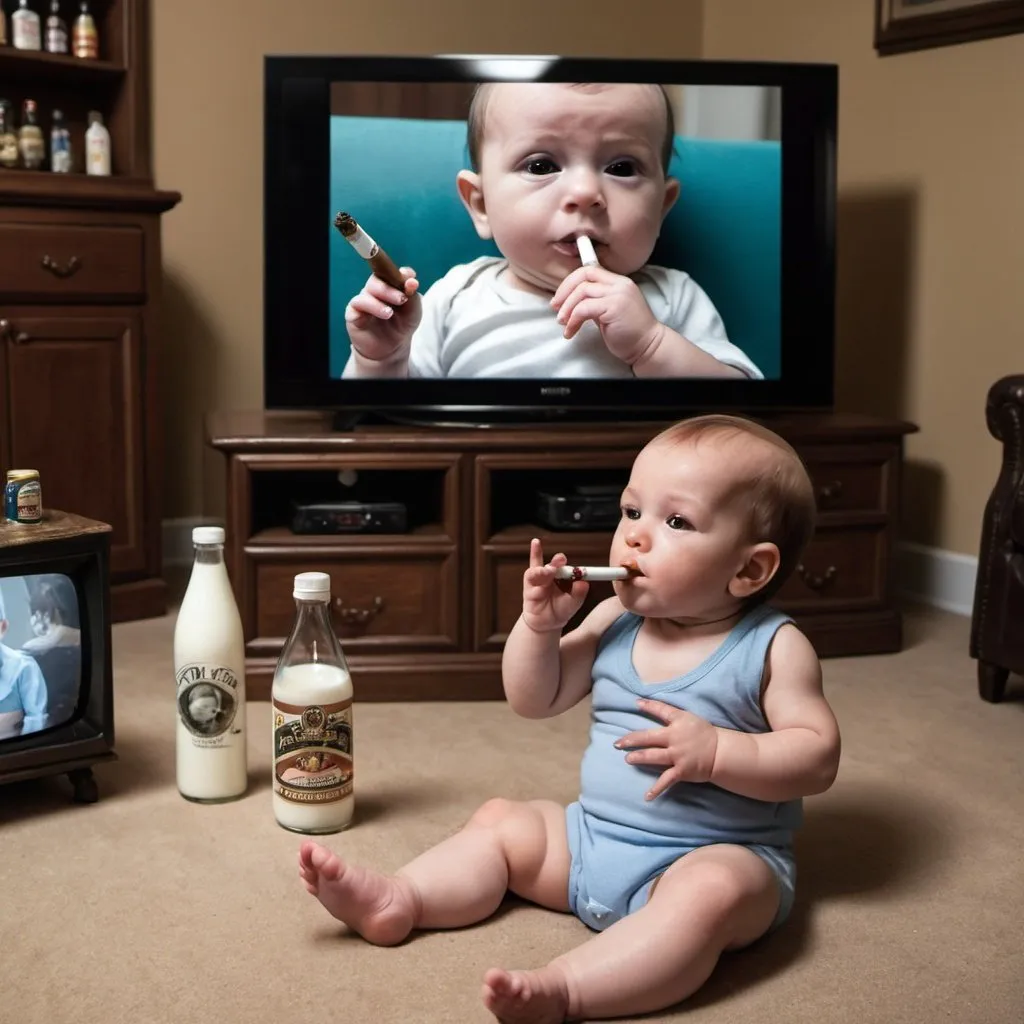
[207,410,918,702]
[0,0,181,623]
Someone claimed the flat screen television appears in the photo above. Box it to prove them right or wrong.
[0,514,114,804]
[264,54,837,424]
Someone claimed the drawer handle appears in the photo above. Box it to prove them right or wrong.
[0,320,30,344]
[333,595,384,626]
[816,480,844,504]
[41,254,82,278]
[796,564,837,591]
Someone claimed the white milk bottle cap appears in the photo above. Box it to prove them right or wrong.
[294,571,331,600]
[192,525,225,545]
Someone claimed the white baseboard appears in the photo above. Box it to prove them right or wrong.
[896,542,977,617]
[162,517,224,567]
[161,521,978,616]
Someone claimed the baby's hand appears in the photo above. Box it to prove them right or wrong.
[521,538,588,634]
[615,698,719,800]
[550,266,662,367]
[345,267,422,367]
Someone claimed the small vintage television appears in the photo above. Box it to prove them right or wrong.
[0,512,114,803]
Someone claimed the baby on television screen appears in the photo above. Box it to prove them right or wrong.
[328,80,782,382]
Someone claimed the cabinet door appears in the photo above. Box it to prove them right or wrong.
[0,311,146,577]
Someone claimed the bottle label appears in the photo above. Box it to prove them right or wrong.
[176,663,241,742]
[273,697,353,804]
[19,126,45,169]
[13,16,41,50]
[73,21,97,58]
[0,132,18,168]
[86,132,110,175]
[46,23,68,53]
[51,131,72,173]
[12,480,42,523]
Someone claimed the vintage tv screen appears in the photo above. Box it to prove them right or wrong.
[0,573,82,742]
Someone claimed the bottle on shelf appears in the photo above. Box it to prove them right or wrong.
[45,0,69,54]
[18,99,45,170]
[0,102,19,169]
[12,0,42,51]
[271,572,354,834]
[0,5,8,47]
[84,109,110,175]
[174,526,248,804]
[71,0,97,59]
[50,108,71,172]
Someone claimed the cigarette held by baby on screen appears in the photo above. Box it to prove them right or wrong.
[576,234,599,267]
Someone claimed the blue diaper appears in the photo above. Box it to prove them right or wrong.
[565,801,796,933]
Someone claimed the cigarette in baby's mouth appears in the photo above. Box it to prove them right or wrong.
[555,563,641,581]
[576,235,599,267]
[334,211,407,291]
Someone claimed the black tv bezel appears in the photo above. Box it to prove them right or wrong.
[264,54,837,417]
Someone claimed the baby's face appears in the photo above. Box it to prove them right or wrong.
[608,438,763,621]
[30,609,52,637]
[462,83,678,294]
[190,695,219,724]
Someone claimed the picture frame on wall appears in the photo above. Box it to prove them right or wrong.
[875,0,1024,55]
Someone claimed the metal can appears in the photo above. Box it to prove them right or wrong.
[5,469,43,524]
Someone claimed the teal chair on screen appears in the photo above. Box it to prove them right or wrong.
[328,115,780,379]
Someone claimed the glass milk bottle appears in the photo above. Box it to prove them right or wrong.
[174,526,248,803]
[271,572,354,833]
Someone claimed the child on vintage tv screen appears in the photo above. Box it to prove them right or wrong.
[0,574,82,740]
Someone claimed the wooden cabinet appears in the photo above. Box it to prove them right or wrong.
[0,1,181,622]
[207,411,917,701]
[0,310,145,576]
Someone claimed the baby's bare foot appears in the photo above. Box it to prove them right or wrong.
[481,966,571,1023]
[297,840,417,946]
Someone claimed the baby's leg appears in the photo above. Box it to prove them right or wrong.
[482,842,779,1023]
[299,797,571,946]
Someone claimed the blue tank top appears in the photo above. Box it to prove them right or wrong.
[579,603,802,848]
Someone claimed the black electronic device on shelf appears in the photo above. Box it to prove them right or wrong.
[290,500,408,535]
[536,485,622,531]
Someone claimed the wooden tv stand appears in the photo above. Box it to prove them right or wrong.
[206,411,917,701]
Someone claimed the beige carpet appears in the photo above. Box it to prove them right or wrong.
[3,602,1023,1024]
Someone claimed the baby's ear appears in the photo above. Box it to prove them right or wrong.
[456,169,492,240]
[661,176,681,219]
[728,542,780,599]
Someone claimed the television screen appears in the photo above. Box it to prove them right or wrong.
[328,81,782,382]
[264,56,836,417]
[0,573,81,741]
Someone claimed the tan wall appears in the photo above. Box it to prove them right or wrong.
[703,1,1024,555]
[150,0,704,522]
[154,0,1017,556]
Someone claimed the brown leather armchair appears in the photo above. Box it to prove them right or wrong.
[970,375,1024,701]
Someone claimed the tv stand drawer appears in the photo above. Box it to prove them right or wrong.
[775,526,887,611]
[804,452,893,516]
[244,547,460,657]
